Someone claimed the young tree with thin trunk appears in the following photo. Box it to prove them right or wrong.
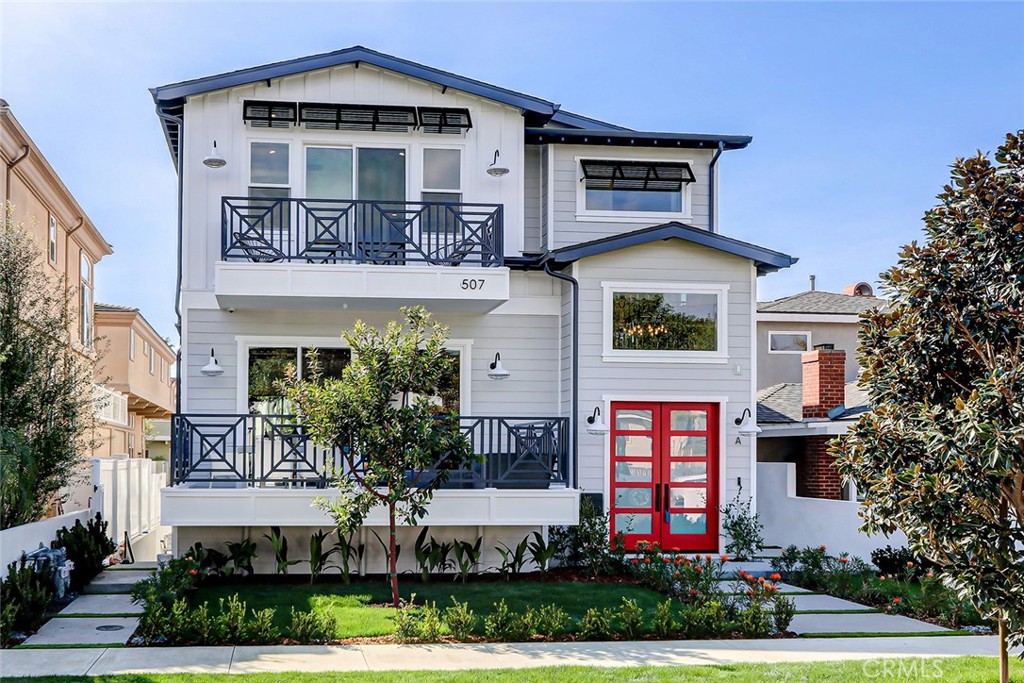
[284,306,474,606]
[0,203,97,528]
[833,131,1024,683]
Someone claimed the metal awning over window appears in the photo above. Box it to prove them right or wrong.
[243,101,297,128]
[580,160,696,192]
[298,103,418,132]
[417,107,472,134]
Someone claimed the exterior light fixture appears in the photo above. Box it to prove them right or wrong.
[200,348,224,377]
[486,149,509,177]
[734,408,762,437]
[487,352,511,380]
[202,141,227,169]
[586,406,609,436]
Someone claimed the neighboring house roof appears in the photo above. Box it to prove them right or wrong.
[757,381,869,424]
[95,302,138,313]
[757,290,885,315]
[539,222,797,275]
[95,302,175,355]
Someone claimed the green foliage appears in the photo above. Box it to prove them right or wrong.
[0,204,98,528]
[263,526,301,575]
[53,513,116,592]
[618,598,645,638]
[577,607,615,641]
[225,539,257,577]
[652,599,677,638]
[414,528,453,582]
[132,556,200,640]
[442,598,477,641]
[718,486,764,561]
[495,536,529,579]
[247,608,280,644]
[289,607,338,643]
[393,594,421,643]
[308,529,339,583]
[284,307,477,606]
[534,604,571,640]
[737,603,773,638]
[549,497,626,577]
[452,537,481,583]
[770,545,830,591]
[526,531,559,575]
[335,532,364,584]
[483,599,531,641]
[418,600,444,643]
[679,600,731,640]
[1,558,54,635]
[772,595,797,634]
[0,600,17,644]
[831,131,1024,645]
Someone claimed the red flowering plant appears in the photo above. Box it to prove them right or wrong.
[674,554,727,605]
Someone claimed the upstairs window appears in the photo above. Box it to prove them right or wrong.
[129,328,136,360]
[768,331,811,354]
[579,158,695,219]
[48,215,58,265]
[421,148,462,232]
[80,254,93,348]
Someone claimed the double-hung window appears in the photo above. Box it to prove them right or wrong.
[129,328,136,360]
[421,148,462,233]
[249,141,291,234]
[578,158,695,221]
[48,215,58,266]
[80,254,93,348]
[602,282,728,363]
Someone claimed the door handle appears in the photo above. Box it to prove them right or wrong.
[663,484,670,524]
[654,484,661,512]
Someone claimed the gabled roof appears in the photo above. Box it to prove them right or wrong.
[542,222,797,275]
[758,290,885,315]
[757,381,869,424]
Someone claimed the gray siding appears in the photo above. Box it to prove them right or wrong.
[572,240,756,512]
[523,145,542,253]
[550,145,714,249]
[539,146,550,251]
[756,321,862,389]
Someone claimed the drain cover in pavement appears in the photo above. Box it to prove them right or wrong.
[96,624,125,632]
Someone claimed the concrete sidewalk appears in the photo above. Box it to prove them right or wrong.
[0,636,999,677]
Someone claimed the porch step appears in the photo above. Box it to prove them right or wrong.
[83,570,153,594]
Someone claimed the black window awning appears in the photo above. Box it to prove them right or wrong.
[580,159,696,192]
[417,107,472,134]
[298,103,417,132]
[243,101,297,128]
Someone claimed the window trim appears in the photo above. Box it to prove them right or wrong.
[601,281,729,364]
[149,348,156,375]
[235,335,472,414]
[576,156,693,223]
[129,328,136,360]
[767,330,813,355]
[48,214,58,266]
[248,140,292,189]
[420,145,463,195]
[79,253,93,348]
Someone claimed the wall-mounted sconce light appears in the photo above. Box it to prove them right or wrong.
[203,141,227,169]
[734,407,762,437]
[486,149,509,177]
[487,352,511,380]
[200,348,224,377]
[586,406,609,436]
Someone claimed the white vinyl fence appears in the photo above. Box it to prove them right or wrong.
[757,462,907,561]
[91,457,166,545]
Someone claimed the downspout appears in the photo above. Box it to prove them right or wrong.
[154,108,184,416]
[708,141,725,233]
[543,260,579,490]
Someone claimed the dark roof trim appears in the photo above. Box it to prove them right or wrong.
[541,222,797,275]
[151,46,558,118]
[548,109,632,131]
[525,127,752,150]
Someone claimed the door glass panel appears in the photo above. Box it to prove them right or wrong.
[616,435,652,457]
[670,409,707,431]
[248,347,297,414]
[669,436,707,457]
[306,148,353,199]
[615,513,652,535]
[670,487,707,509]
[670,461,707,483]
[251,143,289,184]
[615,461,653,482]
[358,148,406,201]
[669,513,707,535]
[615,487,654,508]
[615,409,652,431]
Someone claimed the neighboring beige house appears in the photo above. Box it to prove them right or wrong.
[94,304,176,458]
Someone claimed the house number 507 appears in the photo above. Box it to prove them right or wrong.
[461,279,485,291]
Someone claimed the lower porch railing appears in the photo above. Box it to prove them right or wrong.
[170,414,571,490]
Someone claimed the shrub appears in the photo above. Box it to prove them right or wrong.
[737,603,773,638]
[419,601,443,643]
[0,601,17,644]
[619,598,645,638]
[247,608,279,644]
[679,600,731,639]
[772,595,797,634]
[191,602,222,644]
[770,545,829,590]
[535,604,570,640]
[290,607,337,643]
[443,598,477,641]
[221,595,248,642]
[54,513,116,591]
[870,545,916,576]
[414,528,454,582]
[393,595,421,643]
[718,487,764,561]
[821,553,873,599]
[671,553,727,604]
[1,558,54,635]
[577,607,614,641]
[483,599,531,641]
[652,599,677,638]
[549,497,625,576]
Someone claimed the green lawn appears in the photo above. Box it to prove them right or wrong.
[20,657,1019,683]
[194,580,667,638]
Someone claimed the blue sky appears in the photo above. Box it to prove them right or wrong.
[2,1,1021,341]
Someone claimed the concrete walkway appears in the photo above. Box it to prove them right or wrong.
[0,636,1000,677]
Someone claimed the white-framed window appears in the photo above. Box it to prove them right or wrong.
[79,253,93,348]
[767,330,812,354]
[601,281,729,363]
[248,141,292,224]
[302,143,408,202]
[236,336,472,415]
[129,328,136,360]
[576,157,694,222]
[421,147,462,233]
[160,357,166,381]
[149,347,155,375]
[48,214,58,266]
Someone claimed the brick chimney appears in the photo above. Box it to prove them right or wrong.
[801,344,847,419]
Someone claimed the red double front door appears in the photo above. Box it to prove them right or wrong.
[609,402,719,552]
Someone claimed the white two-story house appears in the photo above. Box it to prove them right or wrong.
[151,46,796,570]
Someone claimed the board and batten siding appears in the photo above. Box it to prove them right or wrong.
[549,145,714,249]
[571,240,756,518]
[179,62,527,294]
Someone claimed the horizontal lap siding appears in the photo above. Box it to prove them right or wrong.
[523,145,542,252]
[550,145,714,249]
[572,241,754,511]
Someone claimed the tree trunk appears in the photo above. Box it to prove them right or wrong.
[389,501,400,608]
[999,618,1009,683]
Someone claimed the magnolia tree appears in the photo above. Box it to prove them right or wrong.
[0,204,97,528]
[284,306,474,606]
[833,131,1024,682]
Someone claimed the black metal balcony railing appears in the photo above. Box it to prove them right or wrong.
[222,197,503,267]
[171,414,571,490]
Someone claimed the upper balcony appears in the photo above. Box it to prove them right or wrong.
[214,196,511,312]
